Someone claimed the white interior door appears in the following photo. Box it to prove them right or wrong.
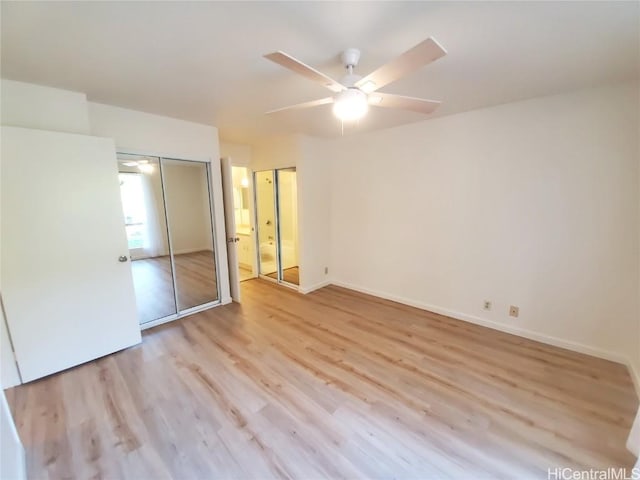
[1,126,141,383]
[221,157,241,302]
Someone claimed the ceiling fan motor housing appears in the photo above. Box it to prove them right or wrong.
[341,48,361,68]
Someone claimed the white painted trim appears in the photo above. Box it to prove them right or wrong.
[299,280,332,295]
[140,314,178,331]
[221,296,233,305]
[140,300,223,331]
[0,390,26,480]
[627,406,640,457]
[116,147,210,164]
[627,361,640,400]
[331,280,632,367]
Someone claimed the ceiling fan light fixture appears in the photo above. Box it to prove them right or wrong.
[332,88,368,122]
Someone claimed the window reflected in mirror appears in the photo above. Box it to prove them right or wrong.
[117,154,176,323]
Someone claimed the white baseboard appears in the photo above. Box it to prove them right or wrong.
[221,296,233,305]
[299,280,332,295]
[331,280,638,393]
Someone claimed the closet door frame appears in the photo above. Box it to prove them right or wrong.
[117,150,222,331]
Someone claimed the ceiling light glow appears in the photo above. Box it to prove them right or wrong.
[332,88,368,122]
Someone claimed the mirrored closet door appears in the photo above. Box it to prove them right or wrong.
[254,168,299,287]
[163,159,219,311]
[117,154,219,326]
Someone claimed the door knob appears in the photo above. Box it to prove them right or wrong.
[118,255,129,262]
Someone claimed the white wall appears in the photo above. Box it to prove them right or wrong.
[297,136,331,293]
[326,82,640,379]
[220,142,252,167]
[88,102,231,303]
[1,79,90,134]
[251,135,301,172]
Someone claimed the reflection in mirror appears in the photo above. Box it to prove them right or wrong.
[255,171,277,278]
[117,154,177,324]
[275,168,299,285]
[162,159,219,310]
[232,166,254,281]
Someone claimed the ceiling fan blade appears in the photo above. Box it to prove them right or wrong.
[265,97,334,115]
[369,93,441,114]
[356,37,446,92]
[264,51,345,93]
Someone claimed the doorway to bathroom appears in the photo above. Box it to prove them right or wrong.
[254,168,299,287]
[230,166,255,282]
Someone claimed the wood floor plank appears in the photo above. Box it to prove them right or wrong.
[6,279,638,479]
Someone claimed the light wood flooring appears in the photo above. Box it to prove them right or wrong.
[266,266,300,285]
[6,280,638,479]
[131,250,218,324]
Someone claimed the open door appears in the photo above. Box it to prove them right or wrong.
[221,157,241,302]
[1,126,141,383]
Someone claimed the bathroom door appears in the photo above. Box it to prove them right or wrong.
[221,157,241,302]
[1,126,141,383]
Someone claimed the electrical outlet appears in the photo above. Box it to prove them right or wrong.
[483,300,492,311]
[509,305,519,317]
[324,267,329,275]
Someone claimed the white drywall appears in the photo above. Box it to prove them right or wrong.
[220,142,252,167]
[1,79,90,134]
[88,102,231,303]
[326,82,640,378]
[297,136,331,293]
[251,135,301,172]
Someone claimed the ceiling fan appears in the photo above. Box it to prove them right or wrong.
[264,37,447,122]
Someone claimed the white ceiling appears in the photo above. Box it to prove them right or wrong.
[2,1,638,143]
